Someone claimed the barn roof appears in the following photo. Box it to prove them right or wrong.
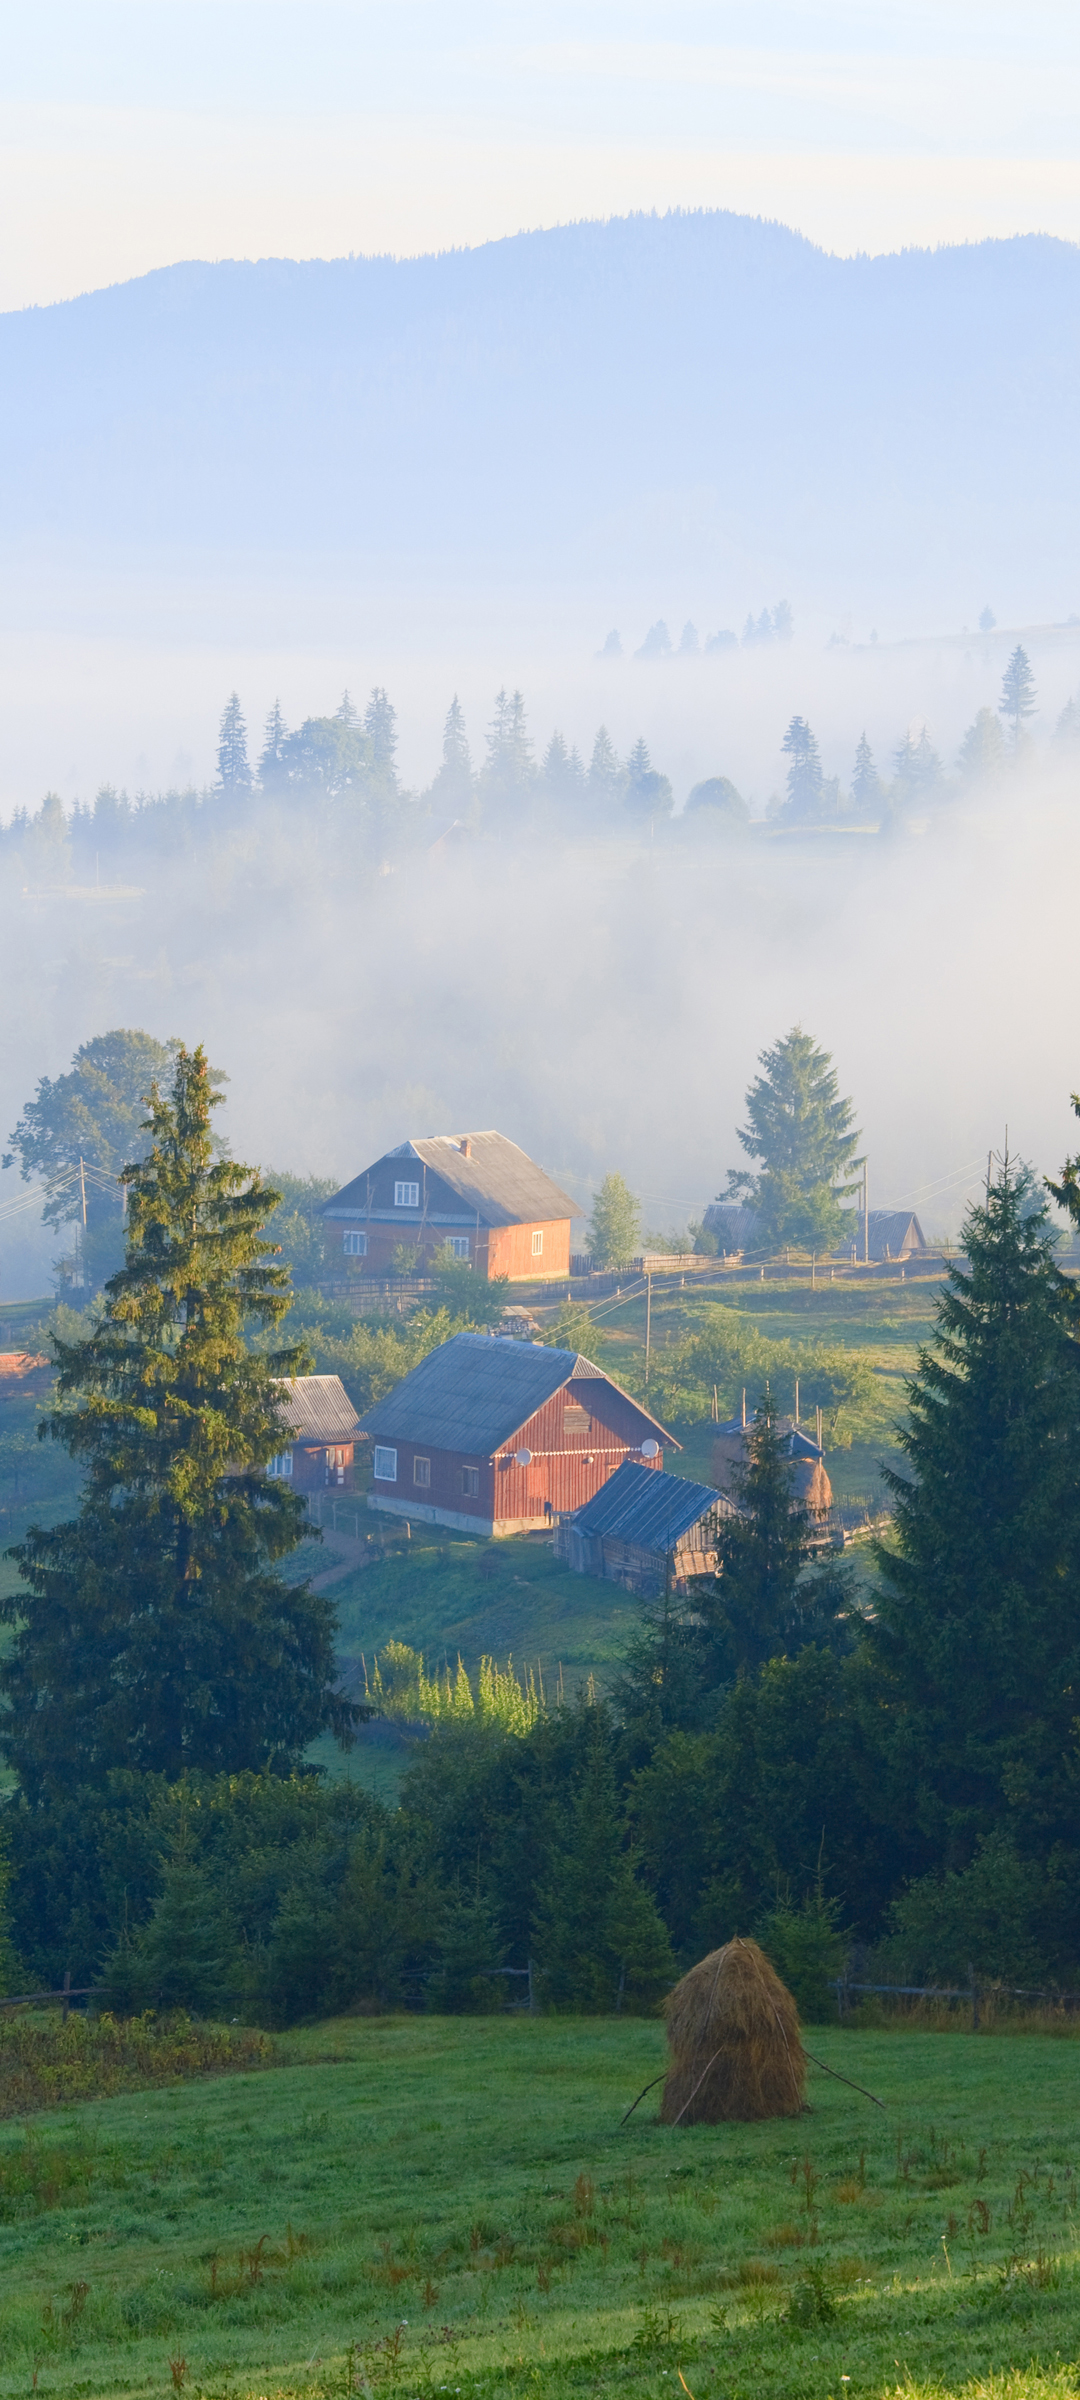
[356,1331,676,1455]
[325,1131,578,1229]
[865,1209,928,1259]
[274,1374,361,1443]
[569,1459,719,1551]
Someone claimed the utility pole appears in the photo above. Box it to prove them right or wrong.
[79,1156,87,1287]
[644,1273,652,1386]
[863,1159,869,1266]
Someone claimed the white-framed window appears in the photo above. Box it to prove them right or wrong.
[413,1455,431,1487]
[459,1465,480,1497]
[374,1445,397,1482]
[394,1180,420,1208]
[267,1450,293,1479]
[343,1229,368,1257]
[532,1229,544,1256]
[448,1236,470,1259]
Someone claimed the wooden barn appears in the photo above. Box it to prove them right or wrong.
[322,1131,578,1283]
[357,1331,675,1536]
[861,1209,928,1262]
[557,1459,726,1597]
[268,1374,362,1492]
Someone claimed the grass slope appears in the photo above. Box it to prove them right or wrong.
[4,2016,1080,2400]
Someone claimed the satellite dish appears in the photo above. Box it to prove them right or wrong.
[640,1439,660,1458]
[515,1447,533,1467]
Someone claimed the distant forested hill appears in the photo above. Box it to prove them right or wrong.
[1,211,1077,603]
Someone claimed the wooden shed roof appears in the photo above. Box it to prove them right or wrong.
[568,1459,719,1550]
[356,1331,675,1455]
[273,1374,361,1443]
[325,1131,578,1229]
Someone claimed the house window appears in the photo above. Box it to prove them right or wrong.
[267,1450,293,1479]
[531,1229,544,1256]
[374,1445,397,1482]
[459,1465,480,1497]
[343,1229,368,1257]
[448,1236,470,1259]
[394,1180,420,1208]
[413,1456,431,1487]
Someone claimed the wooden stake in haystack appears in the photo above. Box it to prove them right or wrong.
[660,1937,806,2124]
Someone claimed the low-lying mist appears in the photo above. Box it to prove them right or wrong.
[2,702,1079,1298]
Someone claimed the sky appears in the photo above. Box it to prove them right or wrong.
[3,1,1080,311]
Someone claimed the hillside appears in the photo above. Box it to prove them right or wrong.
[1,213,1077,607]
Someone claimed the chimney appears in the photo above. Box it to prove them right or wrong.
[460,1137,471,1158]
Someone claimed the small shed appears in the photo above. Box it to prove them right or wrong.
[700,1202,763,1256]
[862,1209,928,1262]
[557,1460,727,1596]
[357,1331,675,1536]
[269,1374,362,1492]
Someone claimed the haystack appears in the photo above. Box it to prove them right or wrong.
[660,1938,806,2124]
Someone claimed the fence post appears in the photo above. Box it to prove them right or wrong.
[62,1969,71,2023]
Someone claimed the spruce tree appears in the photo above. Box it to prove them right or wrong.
[530,1712,674,2011]
[484,689,534,804]
[999,644,1037,742]
[258,700,289,789]
[723,1026,861,1252]
[364,688,398,786]
[704,1395,819,1674]
[867,1161,1080,1862]
[957,707,1006,783]
[2,1046,354,1800]
[780,717,823,820]
[587,726,621,802]
[430,696,474,808]
[850,732,883,814]
[216,693,252,791]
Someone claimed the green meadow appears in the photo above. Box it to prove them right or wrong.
[4,2015,1080,2400]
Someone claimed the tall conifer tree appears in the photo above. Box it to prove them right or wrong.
[867,1160,1080,1862]
[2,1047,354,1799]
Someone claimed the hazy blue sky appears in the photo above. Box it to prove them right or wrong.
[2,1,1079,307]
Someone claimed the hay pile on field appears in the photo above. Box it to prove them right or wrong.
[660,1938,806,2124]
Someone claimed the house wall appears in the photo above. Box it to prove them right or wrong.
[288,1441,355,1492]
[366,1373,664,1534]
[487,1219,571,1283]
[329,1193,570,1284]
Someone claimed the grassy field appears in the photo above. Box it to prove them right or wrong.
[4,2013,1080,2400]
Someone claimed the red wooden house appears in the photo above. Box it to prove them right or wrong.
[357,1331,676,1536]
[322,1131,578,1283]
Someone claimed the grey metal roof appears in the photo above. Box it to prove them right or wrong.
[865,1209,928,1259]
[274,1374,362,1443]
[356,1331,674,1455]
[325,1130,579,1229]
[569,1459,719,1550]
